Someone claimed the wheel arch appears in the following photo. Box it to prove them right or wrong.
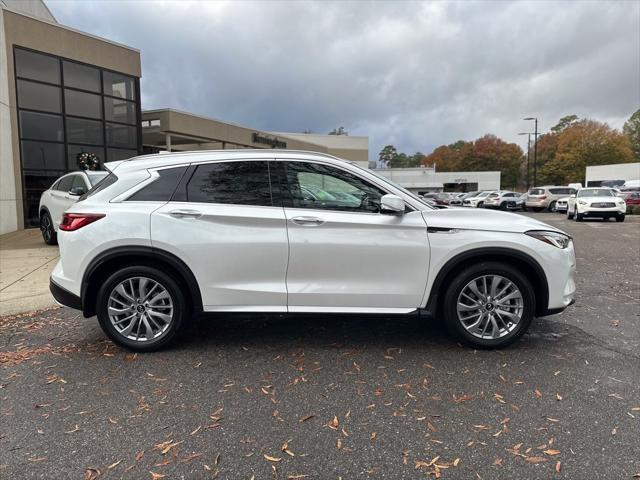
[81,246,203,318]
[426,247,549,317]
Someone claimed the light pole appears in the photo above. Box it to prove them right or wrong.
[518,132,533,189]
[524,117,538,187]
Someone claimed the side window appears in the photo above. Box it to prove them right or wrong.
[71,175,87,192]
[285,162,387,213]
[56,175,74,192]
[186,161,272,206]
[127,166,187,202]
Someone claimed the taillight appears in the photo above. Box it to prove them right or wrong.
[539,195,547,199]
[59,213,105,231]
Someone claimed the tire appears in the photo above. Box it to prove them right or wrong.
[616,214,625,223]
[566,208,573,219]
[548,201,556,212]
[96,266,189,352]
[477,202,484,208]
[499,202,507,211]
[522,206,528,212]
[575,208,583,222]
[40,212,57,245]
[442,261,535,349]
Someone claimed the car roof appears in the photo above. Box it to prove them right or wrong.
[105,149,351,175]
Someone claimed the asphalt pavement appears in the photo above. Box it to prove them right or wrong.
[1,212,638,479]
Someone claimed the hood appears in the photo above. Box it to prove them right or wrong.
[421,208,565,234]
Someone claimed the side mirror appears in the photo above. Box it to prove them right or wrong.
[69,186,86,196]
[380,194,405,215]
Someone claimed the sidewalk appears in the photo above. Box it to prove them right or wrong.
[0,228,59,316]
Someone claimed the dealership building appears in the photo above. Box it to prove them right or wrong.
[372,166,501,194]
[0,1,368,235]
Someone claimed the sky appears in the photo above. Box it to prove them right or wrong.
[47,0,640,160]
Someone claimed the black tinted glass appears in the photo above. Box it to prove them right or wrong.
[19,111,63,141]
[128,167,187,202]
[79,172,117,201]
[103,71,135,100]
[66,117,104,145]
[15,49,60,84]
[17,80,61,113]
[106,123,137,148]
[21,141,65,171]
[57,175,74,192]
[104,97,136,124]
[63,61,100,92]
[285,162,385,212]
[187,161,272,206]
[106,148,137,161]
[65,89,102,118]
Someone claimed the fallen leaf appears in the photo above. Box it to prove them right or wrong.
[328,416,339,430]
[136,450,145,461]
[264,454,281,462]
[611,427,617,436]
[544,449,561,456]
[525,456,548,464]
[107,460,122,469]
[84,468,101,480]
[534,389,542,399]
[299,414,315,422]
[556,394,562,401]
[555,461,561,473]
[149,473,165,480]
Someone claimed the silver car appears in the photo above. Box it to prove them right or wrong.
[525,186,577,212]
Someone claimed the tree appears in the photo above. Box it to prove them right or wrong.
[538,119,634,185]
[623,109,640,161]
[379,145,398,167]
[550,115,579,133]
[328,126,348,135]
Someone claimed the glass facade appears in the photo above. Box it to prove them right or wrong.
[14,47,141,227]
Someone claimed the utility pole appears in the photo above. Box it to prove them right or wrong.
[518,132,532,189]
[524,117,539,187]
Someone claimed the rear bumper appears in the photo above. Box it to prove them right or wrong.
[50,278,82,310]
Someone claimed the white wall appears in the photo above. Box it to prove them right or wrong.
[0,8,19,234]
[0,0,56,22]
[585,163,640,185]
[373,168,501,192]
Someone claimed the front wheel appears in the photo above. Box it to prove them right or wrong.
[40,212,57,245]
[616,214,625,222]
[442,262,535,348]
[96,266,189,352]
[575,208,583,221]
[477,202,484,208]
[566,207,574,219]
[548,201,557,212]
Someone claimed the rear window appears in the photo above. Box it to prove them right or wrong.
[549,188,575,195]
[127,166,187,202]
[78,172,118,201]
[56,175,74,192]
[529,189,544,195]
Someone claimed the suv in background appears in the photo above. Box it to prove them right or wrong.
[463,191,492,207]
[526,186,576,212]
[483,191,520,210]
[39,170,109,245]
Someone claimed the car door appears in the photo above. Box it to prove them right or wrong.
[151,159,289,312]
[277,160,430,312]
[48,174,76,227]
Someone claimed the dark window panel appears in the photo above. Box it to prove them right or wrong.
[64,89,102,119]
[127,167,187,202]
[106,123,137,148]
[187,161,273,206]
[15,48,60,84]
[19,111,64,142]
[103,71,135,100]
[104,97,136,124]
[56,175,74,192]
[66,117,104,145]
[67,144,105,171]
[63,61,100,92]
[17,80,61,113]
[21,141,65,171]
[106,148,138,162]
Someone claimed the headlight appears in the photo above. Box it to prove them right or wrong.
[525,230,572,249]
[617,199,625,205]
[578,200,587,205]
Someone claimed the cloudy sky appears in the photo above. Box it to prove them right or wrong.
[48,0,639,160]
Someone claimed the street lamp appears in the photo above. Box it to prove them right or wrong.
[518,132,533,189]
[523,117,538,187]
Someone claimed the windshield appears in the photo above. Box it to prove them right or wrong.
[578,189,614,198]
[477,191,490,198]
[355,166,435,210]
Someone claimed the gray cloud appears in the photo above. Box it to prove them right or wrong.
[48,0,640,159]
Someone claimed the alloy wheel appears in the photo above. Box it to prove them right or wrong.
[41,215,52,242]
[107,276,174,342]
[456,274,524,340]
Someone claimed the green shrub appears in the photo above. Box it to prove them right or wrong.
[627,205,640,215]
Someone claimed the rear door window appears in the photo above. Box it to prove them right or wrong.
[529,189,544,195]
[56,175,74,192]
[186,161,273,206]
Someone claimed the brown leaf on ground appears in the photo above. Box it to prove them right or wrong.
[544,449,561,456]
[555,461,561,473]
[149,473,165,480]
[534,389,542,399]
[153,440,183,455]
[493,458,503,467]
[135,450,145,461]
[299,414,315,422]
[107,460,122,469]
[264,454,281,462]
[84,468,101,480]
[328,416,339,430]
[525,456,548,464]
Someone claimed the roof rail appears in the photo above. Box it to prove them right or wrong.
[127,149,346,162]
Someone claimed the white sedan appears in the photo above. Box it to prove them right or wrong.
[566,188,626,222]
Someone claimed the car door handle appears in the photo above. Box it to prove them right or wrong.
[169,209,202,219]
[291,216,325,226]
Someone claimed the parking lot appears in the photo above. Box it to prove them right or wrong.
[1,212,638,479]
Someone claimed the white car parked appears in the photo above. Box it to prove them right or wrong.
[566,187,626,222]
[554,197,569,213]
[38,170,109,245]
[462,191,492,208]
[482,191,521,210]
[50,150,576,351]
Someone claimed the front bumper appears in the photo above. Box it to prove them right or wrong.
[577,205,625,216]
[50,278,82,310]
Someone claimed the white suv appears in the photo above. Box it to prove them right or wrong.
[50,150,576,351]
[566,187,626,222]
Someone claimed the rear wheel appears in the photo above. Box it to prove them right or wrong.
[548,201,556,212]
[40,212,57,245]
[566,207,573,219]
[499,202,507,210]
[575,208,583,221]
[442,262,535,348]
[96,266,189,352]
